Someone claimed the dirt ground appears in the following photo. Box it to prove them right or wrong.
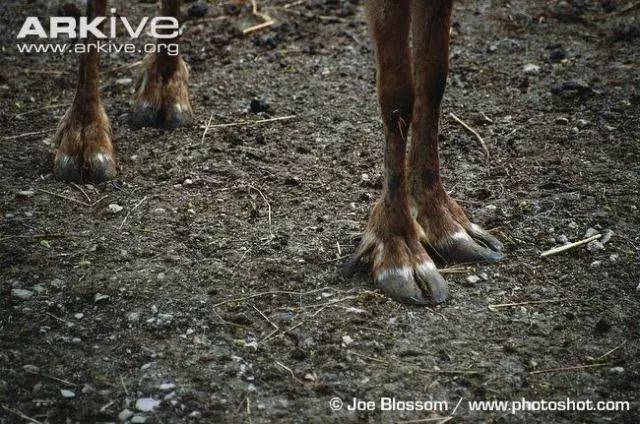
[1,0,639,423]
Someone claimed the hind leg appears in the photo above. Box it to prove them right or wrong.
[350,0,447,305]
[409,0,503,264]
[54,0,115,182]
[130,0,192,129]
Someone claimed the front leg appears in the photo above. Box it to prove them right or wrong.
[409,0,502,264]
[54,0,116,182]
[130,0,192,129]
[349,0,447,305]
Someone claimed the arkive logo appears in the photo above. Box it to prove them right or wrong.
[16,9,179,39]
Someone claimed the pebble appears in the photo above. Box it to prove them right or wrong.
[577,119,589,128]
[23,364,39,373]
[587,241,605,251]
[94,293,110,303]
[152,207,166,214]
[585,227,598,237]
[159,382,175,391]
[107,204,123,214]
[342,335,354,346]
[74,313,84,320]
[60,389,76,398]
[556,234,569,245]
[116,78,132,85]
[136,397,160,412]
[250,98,269,114]
[131,416,148,424]
[11,289,33,300]
[636,282,640,291]
[600,229,614,244]
[523,63,541,74]
[17,190,35,197]
[127,312,141,322]
[590,260,602,268]
[466,275,481,284]
[609,367,624,374]
[183,178,193,185]
[609,254,619,264]
[119,409,134,421]
[33,284,46,294]
[554,117,569,125]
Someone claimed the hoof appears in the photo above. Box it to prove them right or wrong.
[129,102,191,130]
[54,151,116,183]
[54,153,81,182]
[430,228,503,265]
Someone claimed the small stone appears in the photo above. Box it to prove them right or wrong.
[116,78,132,85]
[576,119,589,128]
[131,416,148,424]
[590,260,602,268]
[32,284,46,294]
[585,227,598,237]
[151,305,158,314]
[74,313,84,320]
[466,275,481,284]
[609,254,619,264]
[587,241,605,251]
[17,190,35,197]
[183,178,193,185]
[568,221,578,229]
[136,397,160,412]
[107,204,123,214]
[159,382,175,391]
[157,272,166,281]
[81,384,95,394]
[11,289,33,300]
[127,312,141,322]
[554,117,569,125]
[189,411,202,418]
[549,48,566,62]
[119,409,134,422]
[152,207,166,214]
[556,234,570,244]
[594,318,611,334]
[250,98,269,114]
[522,63,541,74]
[479,273,489,281]
[94,293,110,303]
[23,364,40,373]
[60,389,76,398]
[609,367,624,374]
[601,229,614,244]
[636,282,640,291]
[342,335,354,346]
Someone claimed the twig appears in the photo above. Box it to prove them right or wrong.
[107,60,143,74]
[3,129,52,141]
[488,298,566,311]
[1,405,43,424]
[449,112,490,157]
[24,370,76,387]
[212,287,331,308]
[252,304,279,330]
[119,196,149,230]
[275,360,303,384]
[540,234,601,257]
[350,352,480,375]
[202,115,297,129]
[617,1,640,15]
[529,363,609,375]
[36,188,90,207]
[14,104,66,118]
[71,183,92,203]
[120,375,130,397]
[249,185,273,236]
[201,113,214,144]
[244,0,275,34]
[592,341,627,362]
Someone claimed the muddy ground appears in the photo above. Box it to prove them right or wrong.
[1,0,639,423]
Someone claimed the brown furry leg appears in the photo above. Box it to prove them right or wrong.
[54,0,116,182]
[129,0,192,129]
[348,0,447,305]
[408,0,502,264]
